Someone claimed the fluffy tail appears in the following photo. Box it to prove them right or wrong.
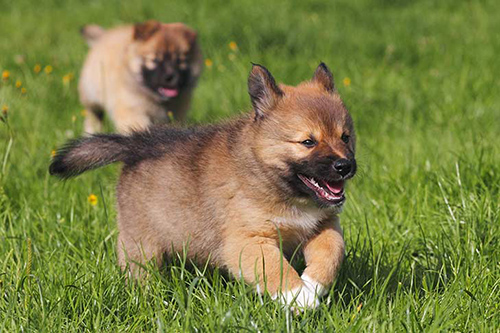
[50,134,130,179]
[80,24,105,47]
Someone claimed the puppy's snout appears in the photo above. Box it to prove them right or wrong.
[164,72,177,84]
[333,158,353,177]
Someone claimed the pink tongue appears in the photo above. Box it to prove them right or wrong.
[158,87,179,98]
[324,180,344,194]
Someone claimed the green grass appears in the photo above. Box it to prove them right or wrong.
[1,0,499,331]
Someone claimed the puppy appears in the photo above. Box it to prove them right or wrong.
[78,20,203,134]
[51,63,356,309]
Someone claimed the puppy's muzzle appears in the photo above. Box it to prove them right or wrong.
[333,158,356,178]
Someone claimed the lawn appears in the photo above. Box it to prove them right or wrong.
[1,0,499,331]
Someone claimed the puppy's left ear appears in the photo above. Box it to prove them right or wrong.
[313,62,335,93]
[248,64,284,119]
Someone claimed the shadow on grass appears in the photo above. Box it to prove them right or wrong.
[331,218,455,310]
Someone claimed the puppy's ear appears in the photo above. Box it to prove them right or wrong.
[248,64,284,119]
[313,62,335,93]
[184,28,198,46]
[134,20,161,40]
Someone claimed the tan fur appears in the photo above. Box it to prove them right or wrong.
[78,21,203,134]
[53,64,355,309]
[114,67,353,307]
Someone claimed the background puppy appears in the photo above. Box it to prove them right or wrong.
[51,63,356,309]
[79,20,203,134]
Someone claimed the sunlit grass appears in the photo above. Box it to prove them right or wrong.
[0,0,499,331]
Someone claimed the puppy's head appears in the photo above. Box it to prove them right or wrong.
[128,20,202,99]
[249,63,356,208]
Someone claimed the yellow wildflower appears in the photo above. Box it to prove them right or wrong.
[356,303,363,312]
[15,80,22,88]
[229,41,238,51]
[2,105,8,115]
[88,194,98,206]
[204,59,213,68]
[228,53,236,61]
[81,109,87,117]
[343,77,351,87]
[21,87,27,94]
[34,64,42,73]
[2,70,10,80]
[167,111,174,122]
[51,150,56,157]
[44,65,53,74]
[62,73,74,85]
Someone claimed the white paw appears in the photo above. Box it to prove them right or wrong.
[272,275,325,310]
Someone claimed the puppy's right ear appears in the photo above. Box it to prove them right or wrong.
[248,64,284,119]
[134,20,161,40]
[313,62,335,93]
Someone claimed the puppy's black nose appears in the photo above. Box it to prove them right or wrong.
[333,159,352,177]
[165,73,176,84]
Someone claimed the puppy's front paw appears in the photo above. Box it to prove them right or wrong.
[272,275,325,310]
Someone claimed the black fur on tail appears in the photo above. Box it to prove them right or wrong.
[49,134,130,179]
[49,126,205,179]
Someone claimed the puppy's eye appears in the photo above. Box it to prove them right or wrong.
[301,139,317,148]
[341,133,350,144]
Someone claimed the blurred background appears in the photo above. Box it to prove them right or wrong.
[0,0,498,331]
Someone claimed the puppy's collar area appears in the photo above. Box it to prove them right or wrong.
[298,174,345,206]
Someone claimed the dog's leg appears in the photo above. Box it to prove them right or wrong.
[83,107,104,135]
[117,231,163,279]
[113,110,152,134]
[301,216,345,300]
[225,239,320,308]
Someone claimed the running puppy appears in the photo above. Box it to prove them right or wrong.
[51,63,356,309]
[79,20,203,134]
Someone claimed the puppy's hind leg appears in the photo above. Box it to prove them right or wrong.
[83,106,104,135]
[117,231,164,279]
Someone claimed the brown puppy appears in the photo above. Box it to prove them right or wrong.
[51,63,356,309]
[79,20,203,134]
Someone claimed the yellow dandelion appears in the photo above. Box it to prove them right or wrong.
[204,58,213,68]
[15,80,22,88]
[81,109,87,117]
[34,64,42,73]
[356,303,363,312]
[62,73,74,85]
[71,115,77,123]
[51,150,56,157]
[2,105,8,115]
[167,111,174,122]
[44,65,53,74]
[88,194,98,206]
[229,41,238,51]
[21,87,27,94]
[343,77,351,87]
[2,70,10,80]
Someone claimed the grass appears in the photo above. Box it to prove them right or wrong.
[1,0,499,331]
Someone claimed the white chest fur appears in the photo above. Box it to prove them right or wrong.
[271,204,338,232]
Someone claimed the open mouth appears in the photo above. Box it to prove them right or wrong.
[297,174,345,206]
[158,87,179,98]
